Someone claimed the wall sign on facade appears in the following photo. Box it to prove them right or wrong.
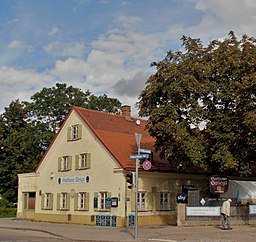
[186,206,220,216]
[249,205,256,214]
[58,176,91,184]
[209,176,228,194]
[176,193,188,203]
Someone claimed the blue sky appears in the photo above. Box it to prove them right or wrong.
[0,0,255,115]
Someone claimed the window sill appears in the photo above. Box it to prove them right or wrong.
[97,209,111,212]
[68,138,81,142]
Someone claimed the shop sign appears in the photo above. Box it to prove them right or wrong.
[58,175,91,184]
[186,206,220,216]
[176,193,188,203]
[209,176,228,194]
[249,205,256,214]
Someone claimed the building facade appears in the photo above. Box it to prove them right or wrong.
[17,106,207,227]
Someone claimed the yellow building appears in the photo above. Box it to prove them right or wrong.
[17,106,207,227]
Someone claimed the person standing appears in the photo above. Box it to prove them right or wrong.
[220,198,232,230]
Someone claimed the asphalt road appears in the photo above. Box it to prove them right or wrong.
[1,218,256,242]
[0,227,64,241]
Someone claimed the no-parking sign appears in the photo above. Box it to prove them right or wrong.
[142,160,152,170]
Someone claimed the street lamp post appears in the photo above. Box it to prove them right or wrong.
[134,132,141,240]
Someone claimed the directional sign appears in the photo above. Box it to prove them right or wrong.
[130,154,149,159]
[139,148,152,154]
[142,160,152,170]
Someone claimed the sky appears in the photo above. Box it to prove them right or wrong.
[1,0,256,116]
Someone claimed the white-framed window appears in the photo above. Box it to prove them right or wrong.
[93,192,111,211]
[63,156,68,170]
[42,193,53,210]
[67,124,82,141]
[138,192,146,210]
[61,193,67,209]
[45,193,51,209]
[80,192,86,209]
[75,153,91,170]
[57,192,70,210]
[81,154,87,168]
[58,156,72,171]
[160,192,170,210]
[71,125,79,139]
[100,192,108,210]
[74,192,89,211]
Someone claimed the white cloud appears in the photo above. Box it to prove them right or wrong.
[7,40,34,52]
[0,66,53,112]
[44,41,85,57]
[48,27,59,36]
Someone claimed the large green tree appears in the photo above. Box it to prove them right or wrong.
[0,83,122,203]
[138,31,256,176]
[25,83,121,133]
[0,100,44,202]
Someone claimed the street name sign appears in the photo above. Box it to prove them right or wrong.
[129,154,149,159]
[139,148,151,154]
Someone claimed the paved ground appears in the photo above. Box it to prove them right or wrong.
[1,218,256,241]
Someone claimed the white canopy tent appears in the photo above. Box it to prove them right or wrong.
[220,180,256,203]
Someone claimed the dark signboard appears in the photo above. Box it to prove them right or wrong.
[111,197,118,207]
[111,215,117,227]
[96,215,101,226]
[106,215,111,226]
[209,176,228,194]
[176,193,188,203]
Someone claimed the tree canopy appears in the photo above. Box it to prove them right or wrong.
[138,31,256,176]
[0,83,122,203]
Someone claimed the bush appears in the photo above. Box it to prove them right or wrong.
[0,197,14,208]
[0,208,16,218]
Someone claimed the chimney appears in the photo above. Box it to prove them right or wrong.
[121,105,131,117]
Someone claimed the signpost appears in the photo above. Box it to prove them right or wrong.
[129,134,152,240]
[134,132,141,240]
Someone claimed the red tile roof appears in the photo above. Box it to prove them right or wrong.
[74,106,159,170]
[35,106,171,173]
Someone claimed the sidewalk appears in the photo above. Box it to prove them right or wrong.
[1,218,256,241]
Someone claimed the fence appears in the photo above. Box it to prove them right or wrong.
[177,204,256,226]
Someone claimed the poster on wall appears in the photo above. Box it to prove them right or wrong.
[209,176,229,194]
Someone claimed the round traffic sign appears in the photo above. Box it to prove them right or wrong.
[142,160,152,170]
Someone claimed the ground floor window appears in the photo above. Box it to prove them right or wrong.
[138,192,146,210]
[93,192,111,211]
[41,193,53,210]
[75,192,89,211]
[160,192,170,210]
[57,192,70,210]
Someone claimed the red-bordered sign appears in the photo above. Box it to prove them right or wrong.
[142,160,152,170]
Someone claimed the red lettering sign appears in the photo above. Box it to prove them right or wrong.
[209,176,229,194]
